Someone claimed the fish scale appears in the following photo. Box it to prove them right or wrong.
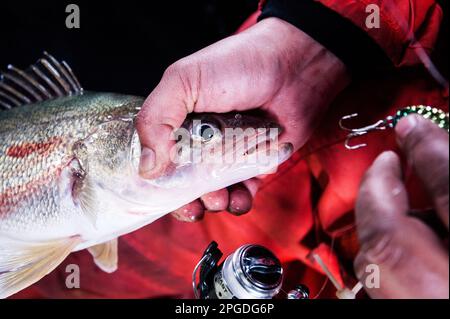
[0,93,141,232]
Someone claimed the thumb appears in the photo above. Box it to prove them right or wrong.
[136,64,195,178]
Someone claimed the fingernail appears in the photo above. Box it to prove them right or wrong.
[395,115,418,140]
[139,147,155,175]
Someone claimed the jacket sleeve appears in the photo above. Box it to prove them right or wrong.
[259,0,443,68]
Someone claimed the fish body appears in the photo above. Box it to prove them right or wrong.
[0,54,292,298]
[1,92,145,247]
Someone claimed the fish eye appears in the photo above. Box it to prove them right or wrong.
[193,122,220,143]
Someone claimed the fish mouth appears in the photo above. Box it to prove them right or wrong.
[222,125,288,165]
[242,141,293,164]
[128,119,291,178]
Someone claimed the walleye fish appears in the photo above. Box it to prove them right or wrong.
[0,53,292,298]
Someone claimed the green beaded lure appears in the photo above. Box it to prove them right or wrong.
[339,105,449,150]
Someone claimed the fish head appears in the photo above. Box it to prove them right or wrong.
[170,112,293,187]
[71,108,292,223]
[64,96,144,222]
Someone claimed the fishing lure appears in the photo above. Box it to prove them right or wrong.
[340,105,449,150]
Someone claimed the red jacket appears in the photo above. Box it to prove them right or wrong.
[16,0,448,299]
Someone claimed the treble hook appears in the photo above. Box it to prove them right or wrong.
[339,113,393,150]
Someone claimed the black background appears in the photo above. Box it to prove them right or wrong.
[0,1,258,96]
[0,0,448,96]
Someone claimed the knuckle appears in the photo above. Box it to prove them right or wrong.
[164,60,182,76]
[163,58,199,113]
[163,64,178,80]
[165,57,192,78]
[161,61,188,88]
[356,227,406,272]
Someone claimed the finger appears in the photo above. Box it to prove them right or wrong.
[355,151,409,245]
[136,64,193,179]
[228,183,254,216]
[242,178,262,198]
[354,151,449,298]
[171,199,205,222]
[200,189,229,212]
[354,217,449,298]
[201,178,261,214]
[395,114,449,228]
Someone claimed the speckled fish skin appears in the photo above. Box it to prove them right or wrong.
[0,92,143,238]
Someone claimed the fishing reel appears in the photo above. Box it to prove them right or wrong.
[192,241,310,299]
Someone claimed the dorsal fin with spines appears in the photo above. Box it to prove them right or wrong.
[0,52,83,110]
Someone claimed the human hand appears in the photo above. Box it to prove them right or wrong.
[136,17,349,221]
[354,115,449,298]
